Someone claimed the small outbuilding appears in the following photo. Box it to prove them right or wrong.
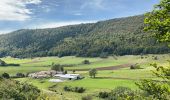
[54,74,82,80]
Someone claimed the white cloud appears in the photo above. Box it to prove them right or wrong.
[0,0,41,21]
[24,0,41,4]
[30,20,97,29]
[73,13,83,16]
[41,5,51,13]
[81,0,106,10]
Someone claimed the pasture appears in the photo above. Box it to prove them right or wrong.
[1,54,170,99]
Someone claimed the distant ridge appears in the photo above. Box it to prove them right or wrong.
[0,15,169,58]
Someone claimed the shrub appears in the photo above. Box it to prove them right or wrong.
[16,73,25,78]
[82,60,90,64]
[82,95,92,100]
[99,91,109,98]
[108,87,136,100]
[64,70,67,74]
[153,56,158,60]
[72,70,76,73]
[63,86,72,91]
[2,73,10,79]
[74,87,86,93]
[130,63,141,69]
[63,86,86,93]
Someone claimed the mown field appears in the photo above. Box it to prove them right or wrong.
[1,54,170,100]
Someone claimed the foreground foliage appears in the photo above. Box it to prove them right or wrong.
[0,79,41,100]
[136,1,170,99]
[136,62,170,100]
[144,0,170,44]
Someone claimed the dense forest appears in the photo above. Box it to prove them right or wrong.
[0,15,169,58]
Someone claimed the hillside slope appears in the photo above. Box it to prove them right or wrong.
[0,15,169,58]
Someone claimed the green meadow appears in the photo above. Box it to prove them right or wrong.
[1,54,170,99]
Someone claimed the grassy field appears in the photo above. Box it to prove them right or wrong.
[1,54,170,99]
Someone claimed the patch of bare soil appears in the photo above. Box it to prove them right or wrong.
[74,64,131,71]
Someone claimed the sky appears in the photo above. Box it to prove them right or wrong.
[0,0,159,34]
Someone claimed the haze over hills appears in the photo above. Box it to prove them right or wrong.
[0,15,169,58]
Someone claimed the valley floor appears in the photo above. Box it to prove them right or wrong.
[0,54,170,100]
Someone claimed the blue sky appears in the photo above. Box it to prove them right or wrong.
[0,0,159,34]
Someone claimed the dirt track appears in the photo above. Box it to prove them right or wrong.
[74,64,131,71]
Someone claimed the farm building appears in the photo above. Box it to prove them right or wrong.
[28,70,62,78]
[54,74,82,80]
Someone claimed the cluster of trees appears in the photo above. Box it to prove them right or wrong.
[51,64,64,72]
[51,64,69,74]
[0,15,170,58]
[0,79,42,100]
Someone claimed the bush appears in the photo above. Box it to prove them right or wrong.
[16,73,25,78]
[82,95,92,100]
[97,87,145,100]
[64,86,86,93]
[72,70,76,73]
[2,73,10,79]
[74,87,86,93]
[153,56,158,60]
[99,91,109,98]
[64,70,68,74]
[108,87,136,100]
[130,63,141,69]
[64,86,72,91]
[82,60,90,64]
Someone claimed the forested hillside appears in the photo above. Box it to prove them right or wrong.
[0,15,169,58]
